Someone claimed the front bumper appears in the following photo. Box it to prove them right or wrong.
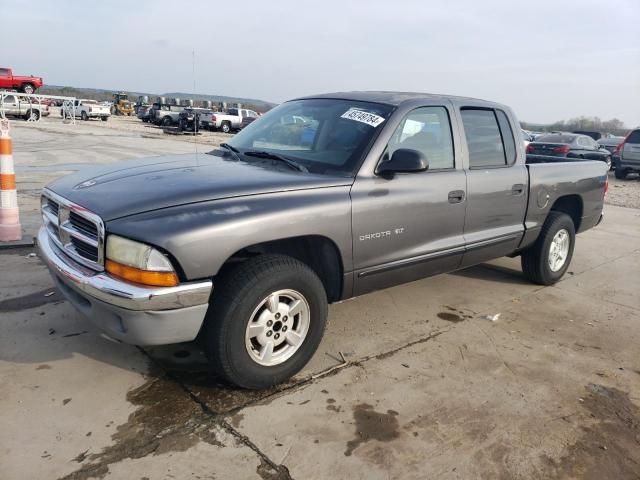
[37,226,213,345]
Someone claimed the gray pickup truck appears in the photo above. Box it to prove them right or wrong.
[38,92,607,389]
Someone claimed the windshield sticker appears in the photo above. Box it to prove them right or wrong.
[340,108,386,127]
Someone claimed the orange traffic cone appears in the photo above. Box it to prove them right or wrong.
[0,118,22,241]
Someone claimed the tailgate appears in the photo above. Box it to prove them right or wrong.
[622,143,640,163]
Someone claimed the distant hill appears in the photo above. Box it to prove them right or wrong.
[38,85,276,112]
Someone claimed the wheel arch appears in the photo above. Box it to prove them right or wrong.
[216,235,344,303]
[550,194,583,231]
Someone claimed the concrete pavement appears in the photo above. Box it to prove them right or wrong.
[0,119,639,479]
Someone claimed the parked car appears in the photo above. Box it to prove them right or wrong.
[597,136,625,155]
[0,67,43,94]
[597,136,625,170]
[0,94,50,120]
[61,99,110,121]
[526,133,612,169]
[209,108,259,133]
[136,105,153,122]
[240,114,259,130]
[573,130,602,141]
[38,91,607,389]
[614,128,640,179]
[149,103,184,126]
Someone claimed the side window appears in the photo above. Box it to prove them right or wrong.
[496,110,516,164]
[577,137,588,147]
[461,109,506,168]
[386,106,454,170]
[0,69,9,76]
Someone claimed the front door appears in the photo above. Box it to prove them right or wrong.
[458,107,528,267]
[351,105,467,296]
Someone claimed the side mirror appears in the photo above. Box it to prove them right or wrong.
[377,149,428,178]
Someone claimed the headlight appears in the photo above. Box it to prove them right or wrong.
[105,235,178,287]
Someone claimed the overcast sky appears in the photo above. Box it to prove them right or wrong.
[3,0,639,126]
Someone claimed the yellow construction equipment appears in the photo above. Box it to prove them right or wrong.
[111,92,134,116]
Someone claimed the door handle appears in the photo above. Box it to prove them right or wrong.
[511,184,525,196]
[448,190,465,204]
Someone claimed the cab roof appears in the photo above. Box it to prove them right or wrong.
[295,91,501,108]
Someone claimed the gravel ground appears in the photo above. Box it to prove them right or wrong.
[606,171,640,209]
[43,107,233,147]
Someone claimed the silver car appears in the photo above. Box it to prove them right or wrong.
[616,129,640,179]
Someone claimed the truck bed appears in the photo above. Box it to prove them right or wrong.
[521,160,607,249]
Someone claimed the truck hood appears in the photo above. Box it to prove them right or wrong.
[46,153,352,221]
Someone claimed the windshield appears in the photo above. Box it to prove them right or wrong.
[225,98,393,175]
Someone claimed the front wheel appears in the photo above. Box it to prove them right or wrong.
[521,211,575,285]
[200,255,328,389]
[606,156,612,170]
[21,83,35,94]
[101,116,108,122]
[161,116,172,127]
[81,111,89,121]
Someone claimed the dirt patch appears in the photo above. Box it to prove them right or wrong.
[256,457,292,480]
[543,384,640,479]
[344,403,400,456]
[0,288,63,312]
[58,373,223,480]
[437,312,465,323]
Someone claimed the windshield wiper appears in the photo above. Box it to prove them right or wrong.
[217,142,241,161]
[244,150,308,172]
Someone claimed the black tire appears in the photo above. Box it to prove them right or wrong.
[521,211,575,286]
[24,109,40,121]
[221,121,231,133]
[161,116,172,127]
[615,168,628,180]
[81,111,89,121]
[200,254,328,389]
[21,83,35,94]
[101,116,108,122]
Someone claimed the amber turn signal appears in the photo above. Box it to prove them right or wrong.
[106,260,179,287]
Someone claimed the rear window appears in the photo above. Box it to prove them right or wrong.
[536,134,576,143]
[626,130,640,144]
[461,109,507,168]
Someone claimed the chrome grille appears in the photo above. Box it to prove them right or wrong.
[41,190,105,271]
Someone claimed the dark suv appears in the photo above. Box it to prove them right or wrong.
[615,129,640,179]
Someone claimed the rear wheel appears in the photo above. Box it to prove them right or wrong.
[24,109,40,121]
[220,121,231,133]
[606,156,612,170]
[200,255,328,389]
[521,211,575,285]
[101,116,108,122]
[615,168,629,179]
[161,116,172,127]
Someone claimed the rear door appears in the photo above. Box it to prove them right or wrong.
[622,130,640,165]
[458,107,528,267]
[351,103,467,295]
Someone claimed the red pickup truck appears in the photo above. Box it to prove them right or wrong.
[0,67,43,94]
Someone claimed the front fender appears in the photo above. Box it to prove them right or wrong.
[105,187,353,280]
